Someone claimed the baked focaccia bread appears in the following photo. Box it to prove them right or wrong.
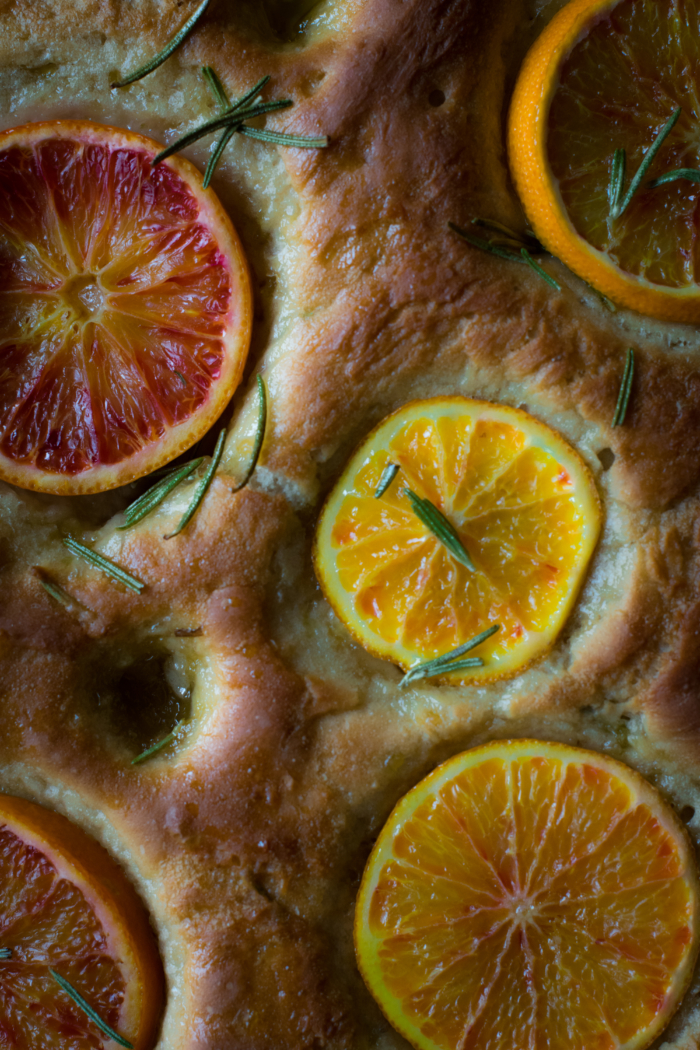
[3,0,700,1047]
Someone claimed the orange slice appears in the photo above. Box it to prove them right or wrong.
[0,794,163,1049]
[314,398,601,683]
[0,120,252,493]
[508,0,700,322]
[355,739,700,1050]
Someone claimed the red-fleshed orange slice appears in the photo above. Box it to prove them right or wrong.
[0,794,163,1049]
[0,120,252,493]
[355,740,700,1050]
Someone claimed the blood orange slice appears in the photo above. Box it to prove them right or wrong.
[0,120,252,494]
[0,794,163,1049]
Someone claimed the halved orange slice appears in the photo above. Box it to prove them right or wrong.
[508,0,700,322]
[355,739,700,1050]
[314,398,601,683]
[0,795,163,1049]
[0,120,252,493]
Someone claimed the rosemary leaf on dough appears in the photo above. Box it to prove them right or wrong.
[165,427,226,538]
[62,538,145,593]
[611,348,635,427]
[111,0,211,88]
[232,376,268,493]
[131,721,184,765]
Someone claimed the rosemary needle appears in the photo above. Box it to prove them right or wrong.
[131,721,184,765]
[471,218,544,253]
[401,624,500,686]
[375,462,400,498]
[50,970,133,1048]
[63,538,145,594]
[520,248,562,291]
[611,348,635,427]
[607,147,626,214]
[0,948,12,959]
[614,107,681,218]
[165,427,226,538]
[152,100,293,166]
[404,488,475,571]
[118,458,204,530]
[34,569,73,608]
[111,0,211,88]
[238,126,329,148]
[648,167,700,188]
[232,376,267,493]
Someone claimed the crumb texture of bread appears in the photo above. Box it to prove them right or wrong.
[3,1,700,1049]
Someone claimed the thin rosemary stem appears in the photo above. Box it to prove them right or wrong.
[63,538,145,593]
[111,0,211,88]
[520,248,562,291]
[648,167,700,188]
[131,721,184,765]
[152,100,293,166]
[375,463,400,498]
[50,970,133,1048]
[232,376,268,493]
[607,147,626,214]
[118,459,203,530]
[611,348,635,427]
[238,126,329,148]
[404,488,475,571]
[614,107,681,217]
[401,624,500,686]
[165,427,226,538]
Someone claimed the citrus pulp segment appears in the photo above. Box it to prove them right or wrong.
[314,398,601,682]
[0,795,163,1049]
[354,740,700,1050]
[508,0,700,322]
[0,120,252,493]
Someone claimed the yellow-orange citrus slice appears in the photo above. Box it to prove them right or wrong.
[0,794,163,1049]
[0,120,252,493]
[508,0,700,322]
[314,398,600,683]
[355,739,700,1050]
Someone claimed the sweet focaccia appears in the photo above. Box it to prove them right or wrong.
[3,0,700,1047]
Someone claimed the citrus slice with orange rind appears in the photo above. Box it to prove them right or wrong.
[0,120,252,493]
[508,0,700,322]
[0,794,163,1049]
[355,739,700,1050]
[314,398,601,683]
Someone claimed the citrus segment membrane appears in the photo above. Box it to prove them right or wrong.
[0,795,163,1049]
[315,398,601,683]
[508,0,700,321]
[0,121,252,493]
[355,740,700,1050]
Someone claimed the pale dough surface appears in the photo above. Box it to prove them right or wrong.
[2,0,700,1047]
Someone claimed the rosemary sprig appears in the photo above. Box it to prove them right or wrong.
[375,462,400,498]
[449,223,561,291]
[401,624,500,686]
[232,376,267,493]
[63,538,145,594]
[648,167,700,188]
[613,107,681,218]
[50,970,133,1049]
[607,147,626,214]
[165,427,225,538]
[471,218,544,253]
[200,67,327,186]
[611,348,635,427]
[111,0,211,88]
[152,100,293,166]
[0,948,12,959]
[131,721,184,765]
[404,488,475,571]
[118,458,203,530]
[520,248,562,291]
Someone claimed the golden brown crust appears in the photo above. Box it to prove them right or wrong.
[3,1,700,1048]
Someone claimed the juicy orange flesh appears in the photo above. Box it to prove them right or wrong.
[367,755,695,1050]
[548,0,700,288]
[0,139,233,473]
[331,415,585,659]
[0,823,126,1048]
